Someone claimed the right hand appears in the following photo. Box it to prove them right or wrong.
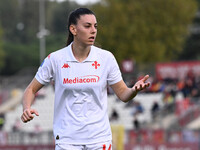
[21,108,39,123]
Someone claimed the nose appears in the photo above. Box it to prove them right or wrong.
[91,26,97,34]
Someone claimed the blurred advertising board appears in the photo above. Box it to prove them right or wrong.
[156,61,200,80]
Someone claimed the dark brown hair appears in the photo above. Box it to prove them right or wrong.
[66,8,95,46]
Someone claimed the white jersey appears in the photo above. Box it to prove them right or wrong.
[35,43,122,145]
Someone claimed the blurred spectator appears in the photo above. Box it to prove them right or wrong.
[131,101,144,117]
[151,101,160,120]
[163,91,174,105]
[181,78,196,98]
[12,118,22,132]
[176,79,185,91]
[191,88,200,98]
[133,116,140,130]
[148,77,166,93]
[110,109,119,121]
[0,114,5,130]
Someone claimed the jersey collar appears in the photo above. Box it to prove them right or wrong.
[66,43,98,62]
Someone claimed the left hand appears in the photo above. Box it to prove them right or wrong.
[132,75,150,93]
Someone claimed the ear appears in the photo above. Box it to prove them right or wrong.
[69,25,77,36]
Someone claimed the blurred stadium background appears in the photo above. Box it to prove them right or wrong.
[1,0,200,150]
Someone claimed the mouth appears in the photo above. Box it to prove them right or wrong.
[89,36,95,40]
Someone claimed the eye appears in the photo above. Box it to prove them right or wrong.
[84,25,90,28]
[94,25,98,29]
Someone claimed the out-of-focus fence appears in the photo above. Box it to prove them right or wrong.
[0,129,199,150]
[0,131,55,150]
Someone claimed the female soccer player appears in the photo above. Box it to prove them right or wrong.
[21,8,150,150]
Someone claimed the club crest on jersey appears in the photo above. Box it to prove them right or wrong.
[92,61,100,69]
[62,63,70,68]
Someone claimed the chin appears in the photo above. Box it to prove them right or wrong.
[86,42,94,46]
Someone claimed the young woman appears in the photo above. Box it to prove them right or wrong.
[21,8,150,150]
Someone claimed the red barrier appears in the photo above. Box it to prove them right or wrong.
[125,142,199,150]
[126,130,199,150]
[0,145,55,150]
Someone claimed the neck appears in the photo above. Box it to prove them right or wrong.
[71,42,91,62]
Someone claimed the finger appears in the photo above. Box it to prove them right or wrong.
[142,82,150,89]
[139,84,143,90]
[26,110,34,119]
[21,115,26,122]
[31,109,39,116]
[139,83,148,90]
[23,112,32,121]
[146,82,150,87]
[134,85,138,91]
[23,109,34,121]
[142,75,149,82]
[21,115,30,123]
[22,116,29,123]
[135,85,140,91]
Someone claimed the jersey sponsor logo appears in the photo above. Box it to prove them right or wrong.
[63,75,100,84]
[62,63,70,68]
[92,61,100,69]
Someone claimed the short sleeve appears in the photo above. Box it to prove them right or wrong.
[107,53,122,85]
[35,54,54,85]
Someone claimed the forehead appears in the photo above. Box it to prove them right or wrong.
[77,14,97,24]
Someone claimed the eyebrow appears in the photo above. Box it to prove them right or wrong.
[84,22,97,25]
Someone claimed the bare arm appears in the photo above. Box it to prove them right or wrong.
[21,78,44,123]
[110,75,150,103]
